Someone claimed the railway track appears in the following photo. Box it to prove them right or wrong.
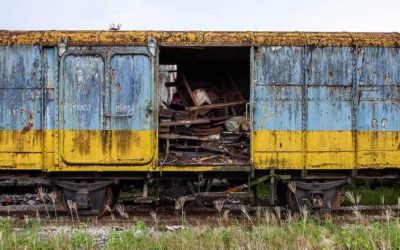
[1,203,399,222]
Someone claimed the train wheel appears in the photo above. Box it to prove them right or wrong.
[283,181,344,212]
[60,185,115,217]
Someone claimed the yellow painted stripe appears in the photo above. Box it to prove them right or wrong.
[0,130,42,153]
[0,130,156,171]
[253,130,400,170]
[2,130,400,171]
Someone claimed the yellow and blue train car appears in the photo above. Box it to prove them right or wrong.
[0,31,399,213]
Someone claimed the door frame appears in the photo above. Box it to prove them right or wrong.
[57,45,157,166]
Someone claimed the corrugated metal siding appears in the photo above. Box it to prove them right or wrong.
[0,46,43,152]
[0,46,44,169]
[356,47,400,167]
[253,45,400,170]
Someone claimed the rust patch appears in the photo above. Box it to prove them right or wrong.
[0,31,399,47]
[113,131,141,156]
[21,111,33,133]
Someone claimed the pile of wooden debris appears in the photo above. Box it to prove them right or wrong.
[159,72,250,166]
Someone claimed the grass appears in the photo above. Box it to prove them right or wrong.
[2,207,400,249]
[343,186,400,206]
[2,185,400,249]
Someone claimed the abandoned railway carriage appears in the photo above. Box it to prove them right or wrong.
[0,31,400,214]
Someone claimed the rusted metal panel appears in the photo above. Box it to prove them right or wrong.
[306,47,353,131]
[0,46,43,153]
[356,47,400,131]
[0,46,42,88]
[356,47,400,168]
[0,31,399,47]
[58,46,155,166]
[60,54,106,164]
[253,46,304,169]
[109,53,154,163]
[253,44,400,170]
[254,46,304,131]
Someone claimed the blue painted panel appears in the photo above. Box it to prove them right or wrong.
[254,86,302,130]
[356,47,400,131]
[110,54,151,130]
[62,55,105,130]
[307,47,353,86]
[357,47,400,86]
[0,46,43,131]
[357,100,400,131]
[0,89,42,130]
[254,46,303,131]
[0,46,42,88]
[255,46,303,85]
[307,87,352,130]
[357,86,400,131]
[306,47,353,130]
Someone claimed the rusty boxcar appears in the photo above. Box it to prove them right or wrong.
[0,31,400,214]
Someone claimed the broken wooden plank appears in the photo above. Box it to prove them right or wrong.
[159,108,174,119]
[158,133,220,141]
[181,73,198,106]
[159,118,210,127]
[185,101,246,112]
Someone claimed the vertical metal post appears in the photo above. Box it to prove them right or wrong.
[351,45,358,178]
[301,44,308,178]
[270,168,276,206]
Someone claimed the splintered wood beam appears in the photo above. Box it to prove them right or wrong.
[158,133,220,141]
[181,73,198,105]
[159,118,211,127]
[185,101,247,112]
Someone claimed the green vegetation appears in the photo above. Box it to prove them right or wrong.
[2,187,400,249]
[343,186,400,206]
[1,205,400,250]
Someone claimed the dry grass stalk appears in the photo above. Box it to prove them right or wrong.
[150,211,158,231]
[345,191,361,206]
[274,206,282,222]
[105,205,116,221]
[300,205,309,224]
[345,191,365,224]
[385,207,394,223]
[288,182,297,194]
[222,210,230,222]
[255,206,263,223]
[213,199,225,214]
[48,191,57,221]
[397,197,400,212]
[67,200,78,225]
[380,195,385,206]
[35,209,41,223]
[175,196,187,226]
[285,210,293,224]
[240,205,255,228]
[36,187,51,221]
[23,215,29,225]
[116,204,129,220]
